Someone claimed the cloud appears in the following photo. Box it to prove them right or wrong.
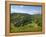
[11,7,41,15]
[24,10,41,15]
[11,5,41,15]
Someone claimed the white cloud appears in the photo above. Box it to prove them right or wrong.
[11,5,41,15]
[11,7,41,15]
[19,6,24,8]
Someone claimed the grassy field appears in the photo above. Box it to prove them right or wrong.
[10,13,42,33]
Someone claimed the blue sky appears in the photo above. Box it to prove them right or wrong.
[11,5,41,15]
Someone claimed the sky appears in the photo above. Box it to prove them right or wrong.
[11,5,42,15]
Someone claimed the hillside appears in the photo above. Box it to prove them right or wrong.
[10,12,42,32]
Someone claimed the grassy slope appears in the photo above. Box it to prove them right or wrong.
[10,13,42,33]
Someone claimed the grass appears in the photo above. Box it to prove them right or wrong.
[10,22,42,33]
[10,13,42,33]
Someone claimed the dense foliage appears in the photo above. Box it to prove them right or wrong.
[10,13,42,33]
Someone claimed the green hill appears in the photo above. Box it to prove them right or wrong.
[10,12,42,33]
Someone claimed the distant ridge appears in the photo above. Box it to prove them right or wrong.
[11,12,41,15]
